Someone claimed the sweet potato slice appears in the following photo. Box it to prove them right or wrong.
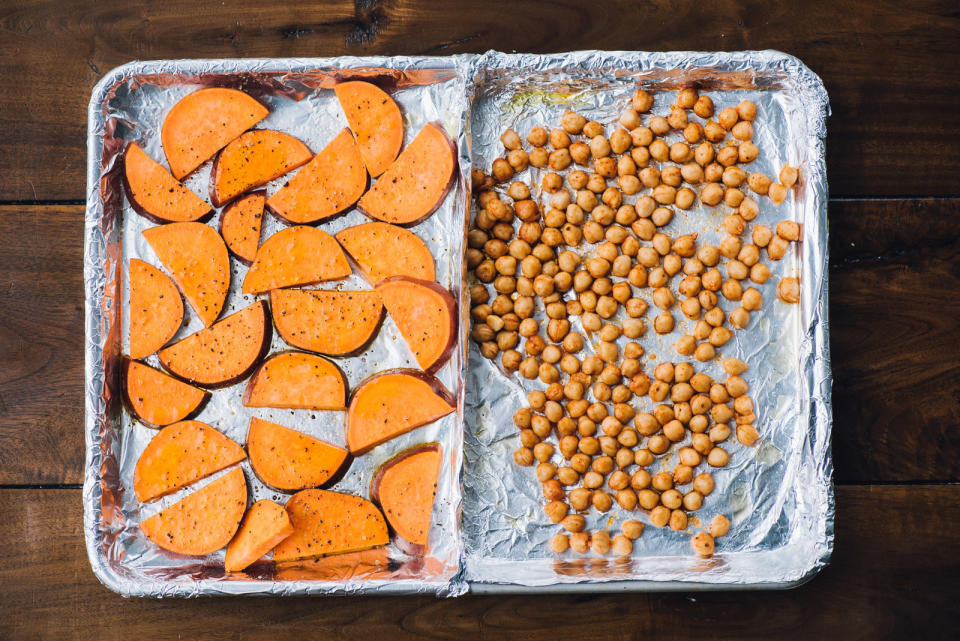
[334,81,403,177]
[122,359,210,428]
[270,289,383,356]
[224,499,294,572]
[247,417,349,491]
[241,226,350,295]
[140,466,247,556]
[219,190,265,265]
[123,143,212,224]
[133,420,246,502]
[335,222,435,285]
[357,122,456,226]
[266,128,367,224]
[346,369,455,455]
[272,489,389,563]
[371,443,441,554]
[142,222,230,327]
[242,352,346,410]
[158,301,271,388]
[210,130,312,206]
[376,277,457,373]
[129,259,184,359]
[162,87,269,179]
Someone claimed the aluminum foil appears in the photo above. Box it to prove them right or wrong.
[462,51,833,589]
[84,56,473,597]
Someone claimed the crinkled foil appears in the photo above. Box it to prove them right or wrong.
[462,51,833,591]
[84,56,473,597]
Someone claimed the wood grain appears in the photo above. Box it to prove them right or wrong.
[1,0,959,201]
[2,485,956,640]
[1,199,958,484]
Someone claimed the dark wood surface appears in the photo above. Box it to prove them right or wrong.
[1,1,958,638]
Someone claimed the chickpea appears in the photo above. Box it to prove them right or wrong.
[648,139,668,162]
[718,107,738,130]
[680,490,702,512]
[778,277,800,304]
[702,120,724,144]
[731,120,754,141]
[723,188,745,209]
[737,424,760,447]
[747,172,772,195]
[700,182,724,206]
[767,235,790,261]
[694,342,716,362]
[543,500,570,525]
[667,107,688,130]
[561,514,586,533]
[589,491,612,513]
[768,183,787,204]
[491,158,515,183]
[738,140,759,163]
[647,506,668,528]
[508,149,530,172]
[737,196,759,221]
[548,148,572,171]
[780,165,799,188]
[739,286,762,311]
[729,307,750,329]
[667,509,687,531]
[776,220,802,241]
[513,447,534,466]
[705,163,724,183]
[710,514,731,538]
[650,206,673,228]
[707,447,730,467]
[692,531,715,558]
[588,530,611,555]
[717,146,739,167]
[567,531,589,554]
[536,461,558,483]
[548,533,570,554]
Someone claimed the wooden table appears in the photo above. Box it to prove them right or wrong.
[2,1,958,638]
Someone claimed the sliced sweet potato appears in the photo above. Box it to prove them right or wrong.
[376,277,457,373]
[346,369,455,455]
[123,143,212,224]
[357,122,456,226]
[224,499,294,572]
[335,222,435,285]
[219,190,265,265]
[129,259,183,359]
[162,87,269,179]
[210,130,312,206]
[247,417,349,491]
[334,81,403,177]
[371,443,441,554]
[266,128,367,224]
[158,301,271,388]
[140,466,247,556]
[142,222,230,327]
[270,289,383,356]
[133,420,246,502]
[272,489,389,563]
[122,359,210,428]
[241,226,350,295]
[242,352,346,410]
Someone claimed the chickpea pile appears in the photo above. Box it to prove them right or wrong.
[468,86,802,560]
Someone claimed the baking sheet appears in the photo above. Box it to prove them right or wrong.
[83,57,472,597]
[462,50,833,588]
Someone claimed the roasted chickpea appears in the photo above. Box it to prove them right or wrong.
[778,276,800,303]
[736,424,760,446]
[513,447,534,466]
[747,172,771,195]
[710,514,731,538]
[667,107,688,130]
[776,220,802,241]
[718,107,738,130]
[731,120,753,141]
[491,158,515,183]
[547,148,571,171]
[701,182,724,206]
[648,138,669,162]
[728,307,750,329]
[692,531,715,557]
[694,342,716,362]
[707,447,730,467]
[561,514,586,533]
[780,165,799,188]
[549,533,570,554]
[717,146,739,167]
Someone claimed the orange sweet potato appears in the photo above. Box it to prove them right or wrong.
[345,369,455,455]
[247,417,349,491]
[376,277,457,373]
[219,190,265,265]
[142,222,230,327]
[158,301,271,388]
[241,226,351,295]
[162,87,268,179]
[335,222,435,285]
[129,258,183,359]
[370,443,441,554]
[243,351,346,410]
[123,143,212,224]
[334,81,403,177]
[224,499,294,572]
[357,122,456,226]
[210,130,312,206]
[140,466,247,556]
[122,359,210,428]
[270,289,383,356]
[133,420,246,502]
[272,489,389,563]
[266,128,367,224]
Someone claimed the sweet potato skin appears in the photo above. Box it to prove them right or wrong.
[334,222,436,285]
[224,499,294,572]
[162,87,269,180]
[140,466,247,556]
[242,351,347,410]
[334,81,404,177]
[123,143,213,225]
[376,276,458,374]
[356,122,458,227]
[128,258,184,359]
[272,489,390,563]
[133,420,246,502]
[370,442,442,555]
[121,358,210,428]
[242,226,351,295]
[246,417,350,491]
[270,289,385,357]
[345,368,456,455]
[158,301,272,389]
[210,130,312,207]
[218,190,265,265]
